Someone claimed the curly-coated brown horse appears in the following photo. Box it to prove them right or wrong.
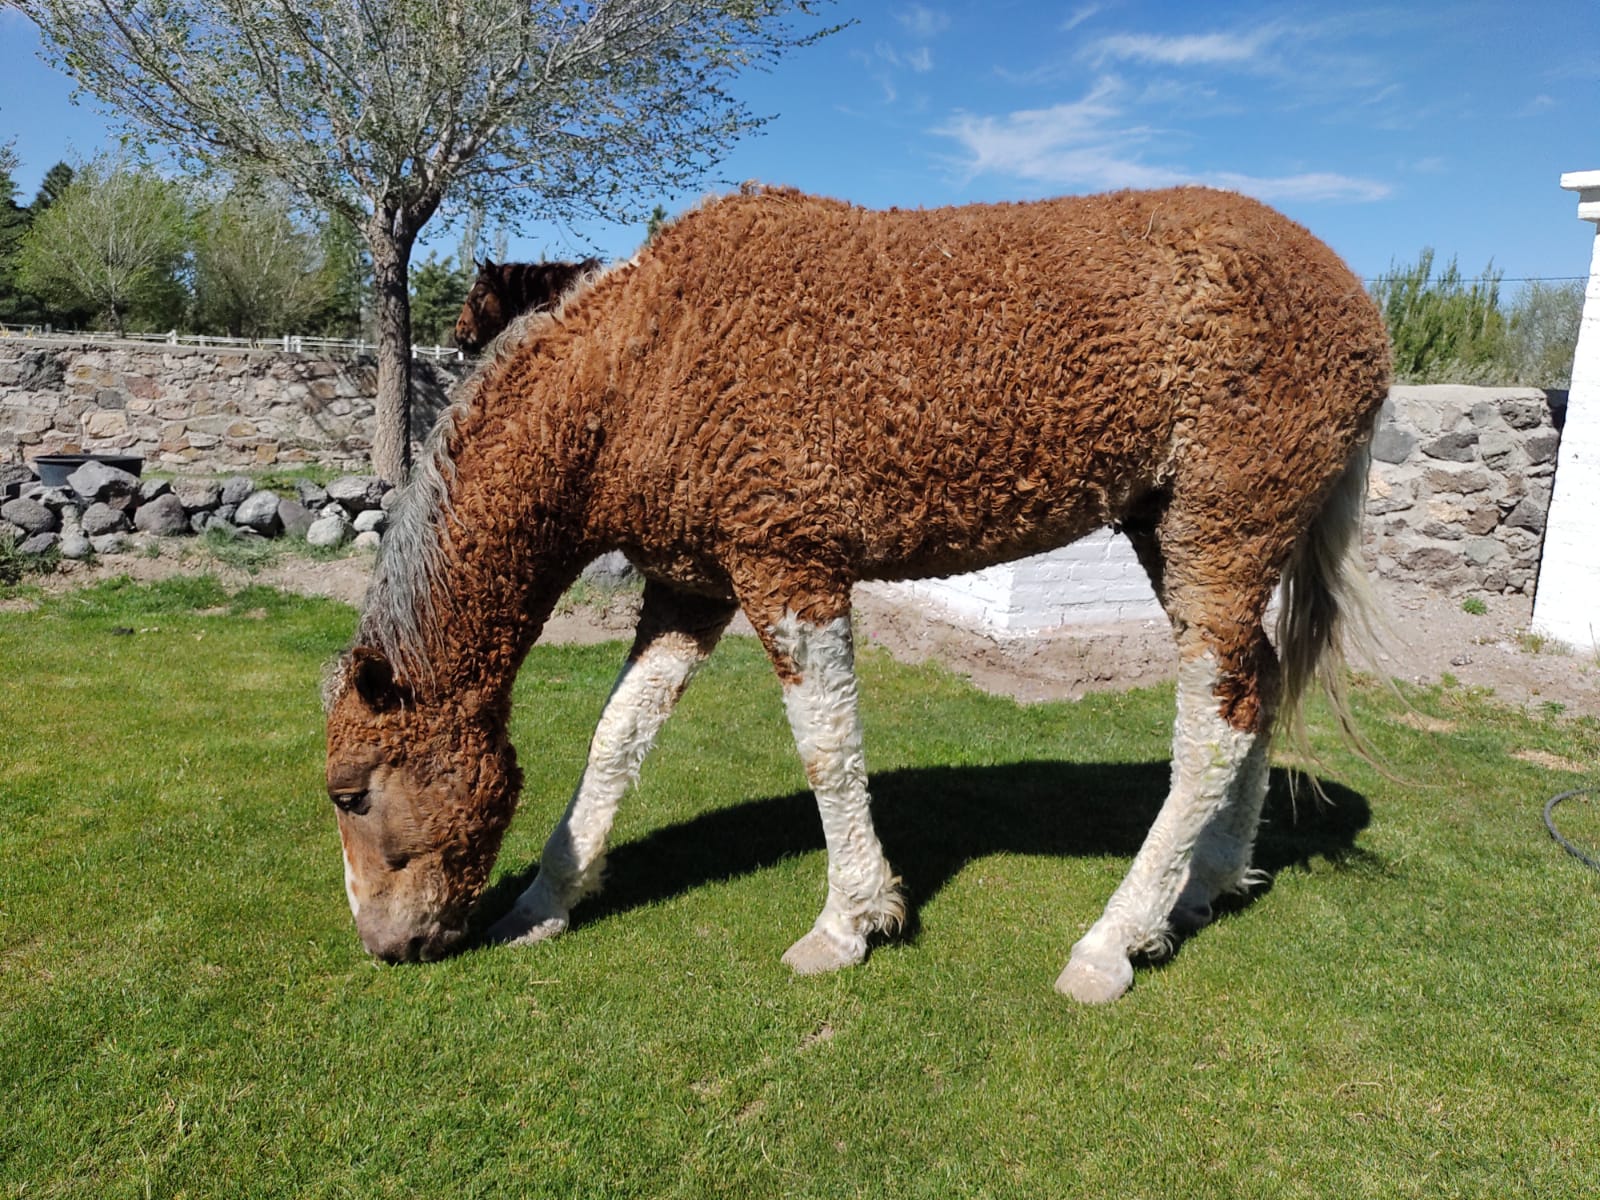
[326,185,1389,1003]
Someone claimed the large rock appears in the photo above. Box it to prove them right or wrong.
[58,531,93,560]
[172,477,223,511]
[582,550,639,587]
[81,502,130,537]
[18,531,59,555]
[1369,424,1417,465]
[352,530,382,552]
[90,533,130,556]
[66,460,140,504]
[1418,432,1478,463]
[352,509,387,534]
[1,497,58,536]
[0,463,35,492]
[137,477,172,504]
[9,350,64,391]
[134,493,191,536]
[25,485,74,509]
[234,489,283,534]
[305,513,351,548]
[219,475,256,506]
[295,479,329,508]
[278,498,315,538]
[326,474,386,512]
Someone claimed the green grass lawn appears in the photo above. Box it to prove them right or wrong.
[2,578,1597,1198]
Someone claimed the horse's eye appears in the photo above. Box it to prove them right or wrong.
[331,790,371,816]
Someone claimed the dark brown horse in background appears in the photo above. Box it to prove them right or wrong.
[453,258,602,353]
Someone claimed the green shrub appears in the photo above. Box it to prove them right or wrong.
[1373,250,1583,387]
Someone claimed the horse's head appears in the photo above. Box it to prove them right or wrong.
[453,260,508,354]
[323,646,521,962]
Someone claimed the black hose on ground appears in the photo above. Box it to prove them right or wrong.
[1544,787,1600,872]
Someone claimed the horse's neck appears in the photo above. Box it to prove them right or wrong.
[508,264,555,311]
[383,373,594,700]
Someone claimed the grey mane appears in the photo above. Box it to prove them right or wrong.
[330,259,616,701]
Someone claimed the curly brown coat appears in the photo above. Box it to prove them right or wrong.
[326,185,1390,986]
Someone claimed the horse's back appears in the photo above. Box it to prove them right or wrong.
[566,187,1389,580]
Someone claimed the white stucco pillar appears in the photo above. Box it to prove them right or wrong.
[1531,172,1600,651]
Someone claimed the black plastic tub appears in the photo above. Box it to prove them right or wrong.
[32,454,144,489]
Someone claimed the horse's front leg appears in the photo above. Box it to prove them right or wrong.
[753,605,904,975]
[490,579,736,945]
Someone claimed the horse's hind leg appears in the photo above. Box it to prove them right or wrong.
[742,592,904,975]
[491,579,736,946]
[1057,548,1281,1004]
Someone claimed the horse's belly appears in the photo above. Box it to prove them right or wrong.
[850,451,1151,581]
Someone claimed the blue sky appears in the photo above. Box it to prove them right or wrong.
[2,1,1596,285]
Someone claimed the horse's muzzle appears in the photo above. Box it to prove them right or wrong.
[359,918,464,964]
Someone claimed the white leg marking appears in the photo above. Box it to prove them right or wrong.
[1173,733,1273,931]
[1057,653,1260,1004]
[771,613,903,976]
[491,633,710,946]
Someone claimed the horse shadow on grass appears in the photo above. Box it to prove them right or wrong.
[475,761,1370,961]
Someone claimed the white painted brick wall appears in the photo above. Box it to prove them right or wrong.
[880,529,1164,632]
[1532,171,1600,651]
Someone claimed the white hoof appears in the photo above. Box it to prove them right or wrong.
[491,910,568,946]
[781,926,867,976]
[1055,950,1134,1004]
[488,885,571,946]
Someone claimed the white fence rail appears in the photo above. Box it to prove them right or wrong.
[0,321,463,362]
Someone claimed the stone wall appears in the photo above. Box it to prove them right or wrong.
[0,339,1569,616]
[0,338,463,475]
[1367,386,1563,595]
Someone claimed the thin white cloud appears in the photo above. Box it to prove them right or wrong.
[897,5,950,40]
[1061,4,1104,33]
[1088,30,1274,68]
[906,46,934,74]
[933,83,1390,203]
[1209,171,1391,203]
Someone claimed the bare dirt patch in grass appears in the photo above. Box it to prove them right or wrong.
[1512,749,1589,774]
[1396,712,1459,733]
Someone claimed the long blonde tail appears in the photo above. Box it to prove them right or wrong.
[1275,443,1386,765]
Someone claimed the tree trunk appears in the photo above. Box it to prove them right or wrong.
[369,223,416,485]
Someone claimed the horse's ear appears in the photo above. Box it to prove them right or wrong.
[481,257,496,270]
[348,646,407,712]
